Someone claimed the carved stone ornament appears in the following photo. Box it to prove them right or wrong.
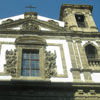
[4,49,17,77]
[21,22,39,31]
[48,20,59,26]
[15,36,46,45]
[2,19,14,24]
[45,50,57,78]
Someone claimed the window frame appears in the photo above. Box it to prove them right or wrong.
[16,45,45,79]
[15,36,46,79]
[21,49,40,76]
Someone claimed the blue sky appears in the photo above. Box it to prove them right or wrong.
[0,0,100,31]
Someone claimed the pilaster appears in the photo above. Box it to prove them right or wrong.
[71,68,81,82]
[73,42,81,68]
[75,37,92,82]
[96,41,100,58]
[66,36,77,68]
[82,69,92,82]
[66,36,81,82]
[75,38,89,69]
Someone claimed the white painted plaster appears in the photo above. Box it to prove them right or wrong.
[0,44,16,72]
[40,27,52,31]
[46,39,73,82]
[91,73,100,82]
[50,77,69,82]
[38,16,64,27]
[92,41,98,47]
[81,41,87,46]
[46,46,63,74]
[82,41,98,47]
[0,76,12,80]
[0,38,16,43]
[0,14,64,27]
[0,14,24,24]
[11,26,21,30]
[80,73,85,82]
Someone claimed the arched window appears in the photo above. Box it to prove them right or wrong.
[85,44,97,59]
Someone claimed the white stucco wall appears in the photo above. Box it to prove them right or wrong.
[46,39,73,82]
[91,73,100,82]
[0,44,16,72]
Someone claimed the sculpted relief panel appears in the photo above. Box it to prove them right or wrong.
[45,51,57,78]
[4,49,17,77]
[21,22,39,31]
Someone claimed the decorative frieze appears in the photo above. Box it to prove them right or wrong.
[4,49,17,77]
[45,51,57,78]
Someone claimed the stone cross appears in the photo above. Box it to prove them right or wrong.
[25,5,36,12]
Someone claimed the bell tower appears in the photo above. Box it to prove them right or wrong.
[59,4,98,32]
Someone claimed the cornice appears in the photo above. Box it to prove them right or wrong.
[0,80,100,88]
[59,4,93,20]
[0,30,100,38]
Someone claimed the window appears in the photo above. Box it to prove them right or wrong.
[15,36,46,78]
[75,14,86,28]
[21,49,40,76]
[85,44,97,59]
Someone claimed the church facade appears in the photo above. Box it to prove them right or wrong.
[0,4,100,100]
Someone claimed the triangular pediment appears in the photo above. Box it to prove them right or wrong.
[0,17,72,32]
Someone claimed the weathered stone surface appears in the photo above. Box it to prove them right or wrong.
[45,51,57,78]
[4,49,17,77]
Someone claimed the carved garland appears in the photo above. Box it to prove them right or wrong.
[45,51,57,78]
[4,49,17,77]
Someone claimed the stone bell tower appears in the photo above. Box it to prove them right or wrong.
[59,4,98,32]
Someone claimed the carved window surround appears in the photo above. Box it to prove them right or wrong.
[83,42,100,72]
[15,36,45,79]
[4,36,57,80]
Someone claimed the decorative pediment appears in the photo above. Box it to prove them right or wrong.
[15,36,46,45]
[0,17,72,32]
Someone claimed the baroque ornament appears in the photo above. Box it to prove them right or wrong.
[2,19,14,24]
[45,50,57,78]
[48,20,59,26]
[4,49,17,77]
[21,22,39,31]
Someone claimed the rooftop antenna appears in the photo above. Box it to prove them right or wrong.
[25,5,36,12]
